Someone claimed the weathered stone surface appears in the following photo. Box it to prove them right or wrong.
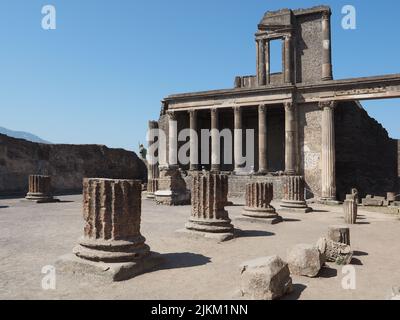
[57,178,160,282]
[362,195,385,207]
[287,244,325,277]
[0,133,147,196]
[317,237,353,265]
[182,172,234,242]
[241,182,282,224]
[389,287,400,300]
[25,175,58,203]
[239,255,293,300]
[281,175,312,213]
[155,166,190,205]
[328,225,351,245]
[343,199,357,224]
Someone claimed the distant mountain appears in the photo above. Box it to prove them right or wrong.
[0,126,51,144]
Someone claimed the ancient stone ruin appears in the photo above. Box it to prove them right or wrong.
[344,199,358,224]
[180,172,234,242]
[25,175,58,203]
[316,237,353,266]
[241,182,283,224]
[57,178,160,282]
[287,244,325,278]
[328,225,351,246]
[280,176,312,213]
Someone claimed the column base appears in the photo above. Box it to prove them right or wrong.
[280,200,312,213]
[237,208,283,225]
[318,198,342,206]
[56,252,162,282]
[154,190,191,206]
[254,170,269,176]
[176,228,234,243]
[25,193,59,203]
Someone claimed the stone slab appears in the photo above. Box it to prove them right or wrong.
[56,252,162,282]
[278,207,313,214]
[235,215,283,225]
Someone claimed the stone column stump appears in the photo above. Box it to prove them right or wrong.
[155,166,190,206]
[328,225,351,245]
[317,237,353,265]
[178,172,234,242]
[56,178,161,282]
[280,176,312,213]
[239,182,282,224]
[25,175,59,203]
[343,199,357,224]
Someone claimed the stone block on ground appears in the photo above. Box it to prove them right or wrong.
[287,244,325,277]
[239,255,293,300]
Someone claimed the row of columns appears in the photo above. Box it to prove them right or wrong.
[170,103,298,176]
[166,100,337,201]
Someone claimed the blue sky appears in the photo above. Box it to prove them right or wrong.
[0,0,399,151]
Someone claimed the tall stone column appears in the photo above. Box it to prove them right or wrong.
[168,111,178,168]
[211,108,220,172]
[257,39,267,86]
[57,178,160,282]
[189,109,198,171]
[182,172,234,242]
[146,121,159,199]
[258,104,268,174]
[234,106,244,175]
[319,101,337,202]
[280,176,312,213]
[321,10,333,81]
[284,102,296,175]
[284,34,293,84]
[26,175,58,203]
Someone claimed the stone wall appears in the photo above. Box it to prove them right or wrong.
[0,134,147,196]
[335,101,398,200]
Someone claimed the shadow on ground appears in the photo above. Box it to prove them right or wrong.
[159,252,211,270]
[319,266,338,278]
[235,229,275,238]
[0,206,9,209]
[282,284,307,300]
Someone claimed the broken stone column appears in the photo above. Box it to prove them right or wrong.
[239,256,293,300]
[328,225,351,246]
[280,175,312,213]
[343,199,357,224]
[56,178,160,282]
[182,172,234,242]
[25,175,58,203]
[240,182,282,224]
[316,237,353,265]
[346,188,359,204]
[155,166,190,206]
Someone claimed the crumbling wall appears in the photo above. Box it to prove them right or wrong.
[0,134,147,196]
[335,101,398,200]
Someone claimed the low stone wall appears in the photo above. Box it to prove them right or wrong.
[0,134,147,196]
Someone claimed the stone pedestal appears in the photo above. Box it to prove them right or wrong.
[343,199,357,225]
[56,178,161,282]
[328,225,351,245]
[179,172,234,242]
[155,166,190,206]
[239,182,282,224]
[280,176,312,213]
[25,175,58,203]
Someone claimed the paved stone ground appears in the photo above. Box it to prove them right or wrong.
[0,195,399,300]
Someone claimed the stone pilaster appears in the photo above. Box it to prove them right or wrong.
[241,182,282,224]
[284,102,296,175]
[258,104,268,174]
[319,101,337,203]
[146,121,159,199]
[321,10,333,81]
[280,175,312,213]
[57,178,161,282]
[189,109,198,171]
[183,172,234,241]
[211,108,220,172]
[25,175,58,203]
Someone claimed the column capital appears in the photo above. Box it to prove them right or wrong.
[167,110,177,120]
[259,104,267,113]
[188,109,197,117]
[233,105,242,113]
[284,101,295,112]
[318,101,337,110]
[210,108,218,115]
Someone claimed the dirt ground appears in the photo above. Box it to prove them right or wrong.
[0,194,399,300]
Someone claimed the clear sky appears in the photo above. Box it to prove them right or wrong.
[0,0,399,152]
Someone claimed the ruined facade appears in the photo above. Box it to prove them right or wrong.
[151,6,400,201]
